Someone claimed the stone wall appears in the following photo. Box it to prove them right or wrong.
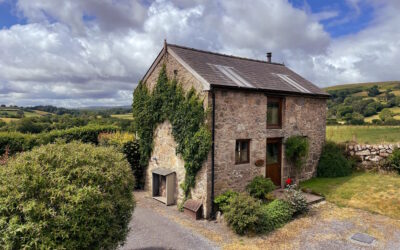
[143,52,211,218]
[347,143,400,167]
[145,121,208,210]
[213,89,327,196]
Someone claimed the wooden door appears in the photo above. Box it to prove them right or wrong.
[266,138,282,186]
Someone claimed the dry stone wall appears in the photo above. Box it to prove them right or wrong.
[347,143,399,167]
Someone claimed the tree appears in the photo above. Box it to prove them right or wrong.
[368,85,381,97]
[337,105,353,118]
[349,112,365,125]
[379,108,393,122]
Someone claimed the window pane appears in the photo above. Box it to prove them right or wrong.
[235,140,249,163]
[240,142,248,162]
[267,102,279,125]
[235,141,241,163]
[267,143,279,164]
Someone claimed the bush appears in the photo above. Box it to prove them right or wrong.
[223,193,262,235]
[284,186,308,215]
[246,176,275,200]
[98,133,143,189]
[0,125,117,155]
[388,148,400,174]
[258,200,294,233]
[285,136,309,169]
[214,190,239,213]
[0,142,135,249]
[317,141,352,177]
[123,140,143,189]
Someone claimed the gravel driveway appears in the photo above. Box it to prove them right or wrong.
[121,192,400,250]
[120,199,219,250]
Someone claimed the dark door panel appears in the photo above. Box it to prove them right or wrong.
[266,138,282,186]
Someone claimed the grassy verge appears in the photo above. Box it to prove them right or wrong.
[326,125,400,144]
[301,172,400,219]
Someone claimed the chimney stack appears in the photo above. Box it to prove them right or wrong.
[267,52,272,63]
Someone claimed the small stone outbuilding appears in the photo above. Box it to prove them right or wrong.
[141,41,329,218]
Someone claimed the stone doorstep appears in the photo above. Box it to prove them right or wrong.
[272,189,325,205]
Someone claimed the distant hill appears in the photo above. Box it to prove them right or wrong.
[322,81,400,125]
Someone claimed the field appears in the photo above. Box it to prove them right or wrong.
[326,125,400,144]
[301,172,400,219]
[324,81,400,92]
[0,107,52,123]
[111,113,134,120]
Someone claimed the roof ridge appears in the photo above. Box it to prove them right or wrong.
[167,43,285,66]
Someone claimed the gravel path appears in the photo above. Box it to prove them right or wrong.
[120,206,219,250]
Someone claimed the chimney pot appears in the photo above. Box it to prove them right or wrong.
[267,52,272,63]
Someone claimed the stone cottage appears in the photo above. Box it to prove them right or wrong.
[141,41,329,218]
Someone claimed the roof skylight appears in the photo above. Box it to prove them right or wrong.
[211,64,254,88]
[275,74,311,93]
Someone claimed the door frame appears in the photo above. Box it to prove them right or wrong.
[265,137,283,187]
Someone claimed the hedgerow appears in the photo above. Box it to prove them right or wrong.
[0,125,118,155]
[132,64,211,198]
[99,132,143,189]
[0,142,135,249]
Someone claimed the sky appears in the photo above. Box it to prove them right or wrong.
[0,0,399,107]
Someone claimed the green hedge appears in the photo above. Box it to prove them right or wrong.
[0,141,135,249]
[317,141,352,177]
[0,125,118,155]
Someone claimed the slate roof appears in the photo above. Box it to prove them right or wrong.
[167,44,329,98]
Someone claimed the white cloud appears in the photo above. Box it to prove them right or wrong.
[1,0,400,106]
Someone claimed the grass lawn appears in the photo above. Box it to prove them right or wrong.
[301,172,400,219]
[326,125,400,144]
[111,113,134,120]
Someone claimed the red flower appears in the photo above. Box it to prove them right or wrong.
[285,178,293,185]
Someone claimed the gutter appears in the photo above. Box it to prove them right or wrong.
[210,87,216,219]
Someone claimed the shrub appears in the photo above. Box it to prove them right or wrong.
[0,142,135,249]
[258,200,294,233]
[246,176,275,200]
[98,132,143,189]
[317,141,352,177]
[123,140,143,189]
[388,148,400,174]
[0,125,117,155]
[98,132,135,150]
[285,136,309,169]
[214,190,239,213]
[284,185,308,215]
[223,193,262,235]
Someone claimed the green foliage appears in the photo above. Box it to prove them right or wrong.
[379,108,393,122]
[0,125,117,155]
[0,142,135,249]
[348,112,365,125]
[368,85,381,97]
[285,136,309,169]
[223,193,262,235]
[132,65,211,197]
[388,148,400,174]
[317,141,352,177]
[246,176,275,200]
[284,186,308,215]
[223,192,295,235]
[98,132,143,189]
[258,200,294,233]
[214,190,239,213]
[123,141,143,189]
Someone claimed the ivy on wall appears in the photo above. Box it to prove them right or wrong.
[132,64,212,198]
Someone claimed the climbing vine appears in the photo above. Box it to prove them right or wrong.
[132,64,212,198]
